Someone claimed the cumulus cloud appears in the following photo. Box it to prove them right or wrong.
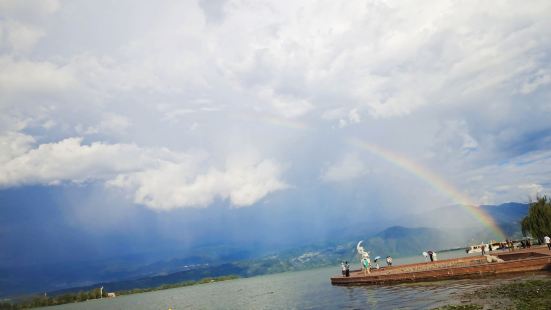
[0,132,287,209]
[0,131,35,162]
[460,150,551,204]
[321,153,368,183]
[322,108,361,128]
[257,87,313,118]
[108,157,287,210]
[1,21,44,52]
[0,0,550,211]
[4,0,549,128]
[0,57,75,98]
[0,136,151,186]
[0,0,59,53]
[79,114,132,135]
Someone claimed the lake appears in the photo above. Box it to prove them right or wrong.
[46,250,551,309]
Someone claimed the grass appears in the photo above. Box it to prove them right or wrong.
[434,279,551,310]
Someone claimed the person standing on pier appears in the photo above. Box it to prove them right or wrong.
[427,251,434,262]
[386,256,393,266]
[361,257,371,275]
[341,261,346,277]
[345,261,350,277]
[545,236,551,250]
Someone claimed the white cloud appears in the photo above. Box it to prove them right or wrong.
[0,0,60,16]
[257,87,313,118]
[519,70,551,94]
[0,0,550,213]
[108,156,287,210]
[3,0,548,130]
[1,21,44,52]
[460,150,551,204]
[0,0,59,54]
[0,131,35,163]
[0,132,288,209]
[80,114,131,135]
[0,57,75,99]
[518,183,545,198]
[321,153,368,183]
[321,108,361,128]
[433,120,479,158]
[0,137,151,187]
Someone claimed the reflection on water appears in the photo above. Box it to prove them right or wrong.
[47,250,551,310]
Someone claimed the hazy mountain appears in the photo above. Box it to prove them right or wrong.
[394,202,528,234]
[40,225,492,296]
[1,202,530,298]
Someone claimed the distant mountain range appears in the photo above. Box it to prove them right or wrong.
[1,202,530,299]
[394,202,528,231]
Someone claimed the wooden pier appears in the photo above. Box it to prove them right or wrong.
[331,246,551,286]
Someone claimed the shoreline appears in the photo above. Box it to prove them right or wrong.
[0,275,240,309]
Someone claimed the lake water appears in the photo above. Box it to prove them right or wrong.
[47,250,551,309]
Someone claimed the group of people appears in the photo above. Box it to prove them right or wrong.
[340,235,551,278]
[519,239,532,249]
[340,255,393,277]
[340,261,350,277]
[511,236,550,250]
[501,237,548,251]
[505,239,516,251]
[361,255,394,275]
[480,243,498,255]
[475,236,551,255]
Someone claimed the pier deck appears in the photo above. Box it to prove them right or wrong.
[331,246,551,285]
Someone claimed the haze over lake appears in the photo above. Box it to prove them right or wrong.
[46,251,551,309]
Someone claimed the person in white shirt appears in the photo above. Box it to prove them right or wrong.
[544,235,551,250]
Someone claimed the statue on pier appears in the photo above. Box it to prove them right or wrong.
[357,241,371,275]
[356,240,370,258]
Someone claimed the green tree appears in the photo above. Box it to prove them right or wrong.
[521,196,551,242]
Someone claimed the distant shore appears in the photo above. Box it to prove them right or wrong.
[0,275,240,309]
[115,275,240,296]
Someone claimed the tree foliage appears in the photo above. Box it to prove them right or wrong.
[521,196,551,242]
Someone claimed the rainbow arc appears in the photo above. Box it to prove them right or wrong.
[349,138,506,240]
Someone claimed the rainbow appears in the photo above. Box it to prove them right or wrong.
[349,138,506,240]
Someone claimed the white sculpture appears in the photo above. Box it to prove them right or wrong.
[357,240,371,275]
[422,251,428,261]
[356,240,370,259]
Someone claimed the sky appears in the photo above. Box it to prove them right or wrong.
[1,0,551,273]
